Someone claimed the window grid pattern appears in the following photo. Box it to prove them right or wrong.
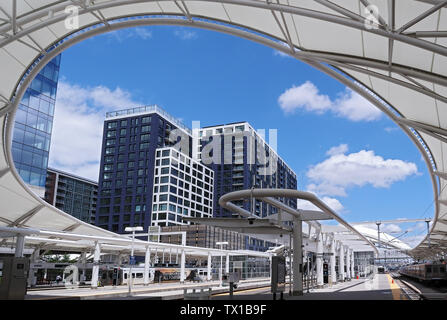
[151,147,214,227]
[96,111,193,233]
[12,55,61,188]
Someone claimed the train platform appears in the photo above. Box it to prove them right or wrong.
[212,273,408,300]
[25,277,271,300]
[25,274,408,300]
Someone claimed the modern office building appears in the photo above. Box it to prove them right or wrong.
[198,122,298,218]
[11,55,62,197]
[96,105,194,233]
[151,147,213,227]
[44,167,98,224]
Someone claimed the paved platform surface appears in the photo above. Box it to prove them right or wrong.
[25,274,406,300]
[213,274,407,300]
[25,278,271,300]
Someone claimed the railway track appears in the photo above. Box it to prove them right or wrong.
[390,273,422,300]
[390,272,447,300]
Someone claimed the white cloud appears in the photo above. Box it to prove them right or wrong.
[306,145,419,197]
[174,28,198,40]
[273,42,292,58]
[384,126,399,133]
[278,81,382,122]
[333,89,382,121]
[402,234,426,248]
[49,81,141,181]
[278,81,331,114]
[326,144,348,157]
[297,193,344,213]
[134,27,153,40]
[381,223,402,234]
[321,196,344,212]
[407,222,428,232]
[105,27,152,42]
[273,50,291,58]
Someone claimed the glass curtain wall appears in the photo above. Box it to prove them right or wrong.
[11,55,61,191]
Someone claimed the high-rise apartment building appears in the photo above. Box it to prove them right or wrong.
[96,105,198,233]
[11,55,62,197]
[44,167,98,224]
[198,122,297,218]
[198,122,297,251]
[96,106,297,252]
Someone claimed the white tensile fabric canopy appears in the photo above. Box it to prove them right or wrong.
[0,1,446,258]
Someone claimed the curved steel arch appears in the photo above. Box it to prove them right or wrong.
[0,1,446,258]
[218,188,379,254]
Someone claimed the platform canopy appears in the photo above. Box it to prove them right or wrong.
[0,1,447,258]
[344,225,412,251]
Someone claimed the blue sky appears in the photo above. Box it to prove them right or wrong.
[49,25,433,247]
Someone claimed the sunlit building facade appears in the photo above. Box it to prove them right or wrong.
[11,55,62,197]
[151,147,213,227]
[96,105,194,233]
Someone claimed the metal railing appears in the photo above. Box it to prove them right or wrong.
[106,105,192,135]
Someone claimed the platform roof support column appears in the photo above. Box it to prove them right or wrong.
[27,248,39,287]
[292,217,303,295]
[316,231,324,288]
[345,246,351,280]
[80,252,87,282]
[14,235,25,257]
[180,249,186,283]
[339,243,345,282]
[350,249,355,279]
[207,252,212,281]
[144,246,151,286]
[91,241,101,289]
[225,253,230,274]
[117,253,124,265]
[330,235,337,285]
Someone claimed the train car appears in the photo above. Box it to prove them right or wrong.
[399,263,447,282]
[32,264,208,287]
[121,267,154,285]
[151,267,208,283]
[121,266,208,285]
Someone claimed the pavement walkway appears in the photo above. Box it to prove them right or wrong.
[25,277,270,300]
[213,274,408,300]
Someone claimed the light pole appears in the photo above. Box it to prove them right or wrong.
[425,219,431,248]
[375,221,381,249]
[216,241,228,287]
[125,226,143,296]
